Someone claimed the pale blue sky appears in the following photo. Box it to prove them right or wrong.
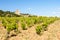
[0,0,60,16]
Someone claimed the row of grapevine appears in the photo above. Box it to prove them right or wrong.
[36,17,59,35]
[0,16,59,35]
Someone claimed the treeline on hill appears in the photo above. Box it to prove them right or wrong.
[0,10,37,17]
[0,10,21,17]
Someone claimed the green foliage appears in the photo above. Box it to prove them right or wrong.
[21,22,26,30]
[0,15,59,35]
[6,23,18,32]
[36,25,42,34]
[42,23,48,31]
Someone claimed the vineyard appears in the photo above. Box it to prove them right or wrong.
[0,17,59,33]
[0,0,60,40]
[0,16,60,40]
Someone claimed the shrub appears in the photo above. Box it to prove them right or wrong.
[21,23,26,30]
[2,19,8,28]
[6,23,18,33]
[36,25,42,34]
[42,23,48,31]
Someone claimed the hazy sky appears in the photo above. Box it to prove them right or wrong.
[0,0,60,16]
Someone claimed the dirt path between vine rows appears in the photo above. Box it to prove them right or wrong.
[8,20,60,40]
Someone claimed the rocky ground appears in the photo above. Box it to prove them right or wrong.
[0,20,60,40]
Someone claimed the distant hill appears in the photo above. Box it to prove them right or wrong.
[0,10,21,17]
[0,10,37,17]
